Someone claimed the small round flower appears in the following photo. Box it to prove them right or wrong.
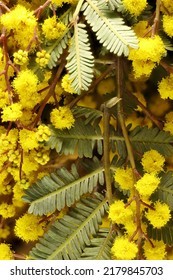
[158,74,173,100]
[61,74,75,94]
[164,112,173,134]
[141,150,165,174]
[0,226,10,239]
[108,200,133,224]
[122,0,147,16]
[163,15,173,37]
[36,125,51,142]
[36,50,50,67]
[19,129,39,151]
[42,16,66,40]
[13,69,39,97]
[114,167,134,191]
[1,103,23,122]
[14,213,45,242]
[145,201,171,228]
[50,106,75,129]
[111,236,138,260]
[0,203,16,218]
[143,239,166,260]
[0,244,14,260]
[135,173,160,197]
[13,49,28,65]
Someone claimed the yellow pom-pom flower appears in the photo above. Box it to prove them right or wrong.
[145,201,171,228]
[61,74,75,94]
[0,5,37,50]
[0,203,16,218]
[0,226,10,239]
[13,69,38,96]
[108,200,133,224]
[163,112,173,135]
[158,74,173,100]
[19,129,39,151]
[143,239,166,260]
[42,16,66,40]
[129,36,166,78]
[111,236,138,260]
[135,173,160,198]
[114,167,134,191]
[122,0,147,16]
[1,103,23,122]
[141,150,165,174]
[50,106,75,129]
[163,15,173,38]
[0,244,14,260]
[12,69,40,109]
[14,214,45,242]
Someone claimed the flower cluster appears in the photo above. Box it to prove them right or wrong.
[128,36,166,78]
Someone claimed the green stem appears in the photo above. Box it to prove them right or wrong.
[117,58,135,169]
[116,57,143,259]
[103,104,112,204]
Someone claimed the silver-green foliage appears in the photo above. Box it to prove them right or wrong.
[23,158,104,216]
[29,193,109,259]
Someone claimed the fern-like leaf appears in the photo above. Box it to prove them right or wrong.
[147,223,173,246]
[29,193,108,259]
[151,171,173,210]
[23,158,104,215]
[129,126,173,157]
[106,0,125,12]
[47,119,103,158]
[66,23,94,94]
[72,106,103,125]
[47,9,73,69]
[81,0,138,56]
[80,227,115,259]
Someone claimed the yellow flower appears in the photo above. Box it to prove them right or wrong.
[13,69,40,109]
[97,77,116,95]
[1,103,23,122]
[114,167,134,191]
[135,173,160,197]
[19,129,39,151]
[163,15,173,37]
[0,226,10,239]
[158,74,173,100]
[13,49,28,65]
[122,0,147,16]
[143,239,166,260]
[0,5,37,50]
[129,36,166,78]
[0,203,16,218]
[50,106,75,129]
[14,214,45,242]
[111,236,138,260]
[42,16,66,40]
[145,201,171,228]
[0,244,14,260]
[108,200,133,224]
[164,112,173,134]
[36,125,51,142]
[13,69,38,95]
[141,150,165,174]
[36,50,50,68]
[61,74,75,94]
